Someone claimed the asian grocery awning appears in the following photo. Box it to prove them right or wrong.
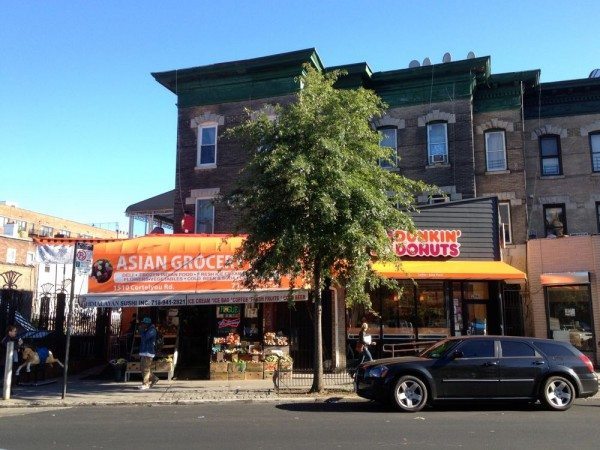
[76,234,308,308]
[372,260,526,281]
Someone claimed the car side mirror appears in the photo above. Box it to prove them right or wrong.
[451,350,464,359]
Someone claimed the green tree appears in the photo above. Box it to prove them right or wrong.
[225,66,431,392]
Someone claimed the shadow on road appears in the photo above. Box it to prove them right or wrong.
[275,398,600,413]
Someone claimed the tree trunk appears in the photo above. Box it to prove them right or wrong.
[310,259,323,393]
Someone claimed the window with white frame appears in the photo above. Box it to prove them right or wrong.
[40,225,53,237]
[485,130,507,171]
[6,248,17,264]
[498,202,512,245]
[427,122,448,164]
[59,229,71,237]
[197,124,218,167]
[539,135,562,176]
[195,198,215,233]
[26,251,35,265]
[590,132,600,172]
[378,128,398,168]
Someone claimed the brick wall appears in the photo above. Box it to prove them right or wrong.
[524,113,600,237]
[0,236,37,290]
[175,94,296,233]
[389,100,476,199]
[0,204,121,239]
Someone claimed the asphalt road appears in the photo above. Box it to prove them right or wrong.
[1,398,600,450]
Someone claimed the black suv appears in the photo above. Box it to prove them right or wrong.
[355,336,598,412]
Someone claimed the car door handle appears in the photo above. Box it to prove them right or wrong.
[483,361,499,366]
[533,360,546,365]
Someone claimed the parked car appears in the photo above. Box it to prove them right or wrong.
[355,335,598,412]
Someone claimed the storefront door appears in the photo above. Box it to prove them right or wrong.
[177,306,214,378]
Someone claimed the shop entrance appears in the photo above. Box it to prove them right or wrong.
[452,282,490,336]
[177,306,215,379]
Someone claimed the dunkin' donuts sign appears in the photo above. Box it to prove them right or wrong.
[392,229,461,258]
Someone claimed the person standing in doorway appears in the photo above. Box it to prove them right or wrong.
[138,317,159,390]
[358,322,375,364]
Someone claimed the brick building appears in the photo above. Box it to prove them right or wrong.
[147,49,600,367]
[0,201,122,319]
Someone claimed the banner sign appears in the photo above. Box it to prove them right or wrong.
[88,235,304,294]
[78,289,309,308]
[392,229,462,258]
[36,244,74,264]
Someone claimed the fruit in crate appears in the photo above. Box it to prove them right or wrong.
[214,337,227,345]
[263,332,288,346]
[226,332,240,345]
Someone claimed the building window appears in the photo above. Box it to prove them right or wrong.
[543,203,567,237]
[498,202,512,244]
[485,130,507,171]
[16,220,27,232]
[195,199,215,233]
[40,226,53,237]
[58,230,71,237]
[26,252,35,265]
[378,128,397,169]
[590,132,600,172]
[427,122,448,164]
[539,135,562,176]
[197,124,217,167]
[546,284,594,352]
[6,248,17,264]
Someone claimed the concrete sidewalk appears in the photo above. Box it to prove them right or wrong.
[1,373,356,408]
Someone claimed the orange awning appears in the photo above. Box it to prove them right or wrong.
[372,260,526,281]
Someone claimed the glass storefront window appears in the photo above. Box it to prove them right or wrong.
[463,282,489,300]
[546,285,594,352]
[416,281,449,339]
[381,282,415,339]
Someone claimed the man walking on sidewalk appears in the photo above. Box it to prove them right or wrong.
[138,317,159,390]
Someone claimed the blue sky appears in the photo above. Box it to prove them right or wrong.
[2,0,599,233]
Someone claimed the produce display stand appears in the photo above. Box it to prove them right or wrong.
[209,332,292,381]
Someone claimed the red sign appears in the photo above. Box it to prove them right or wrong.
[392,229,461,258]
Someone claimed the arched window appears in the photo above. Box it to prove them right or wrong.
[590,131,600,172]
[484,129,507,171]
[427,122,448,164]
[378,127,397,169]
[539,135,562,176]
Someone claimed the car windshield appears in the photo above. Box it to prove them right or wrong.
[419,339,458,359]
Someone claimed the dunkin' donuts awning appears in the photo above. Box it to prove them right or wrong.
[372,260,526,281]
[79,234,308,308]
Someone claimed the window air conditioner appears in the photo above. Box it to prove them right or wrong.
[430,154,446,164]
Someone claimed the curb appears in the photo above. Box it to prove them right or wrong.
[0,394,360,409]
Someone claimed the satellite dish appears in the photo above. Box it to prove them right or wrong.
[409,59,420,68]
[443,52,452,63]
[422,57,431,66]
[467,51,475,59]
[590,69,600,78]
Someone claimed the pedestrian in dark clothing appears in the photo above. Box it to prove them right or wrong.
[138,317,159,390]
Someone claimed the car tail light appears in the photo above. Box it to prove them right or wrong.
[579,354,595,373]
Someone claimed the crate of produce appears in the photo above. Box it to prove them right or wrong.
[126,362,140,371]
[245,361,264,373]
[210,372,228,381]
[244,371,263,380]
[154,360,172,372]
[263,370,276,380]
[228,361,247,373]
[209,362,229,373]
[228,372,245,381]
[263,361,278,372]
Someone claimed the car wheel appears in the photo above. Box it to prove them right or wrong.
[392,375,428,412]
[541,376,575,411]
